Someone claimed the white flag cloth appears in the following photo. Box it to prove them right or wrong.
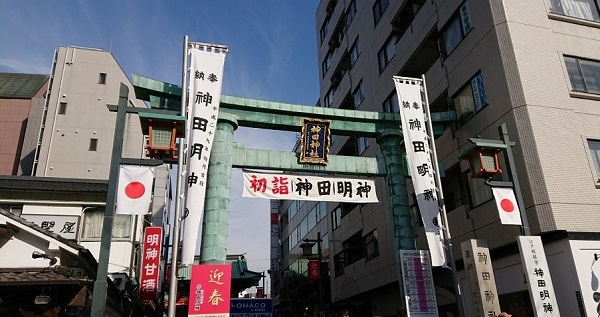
[116,165,154,215]
[181,46,227,265]
[395,77,447,267]
[491,187,522,225]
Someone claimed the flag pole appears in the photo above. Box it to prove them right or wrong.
[167,35,189,317]
[421,74,465,317]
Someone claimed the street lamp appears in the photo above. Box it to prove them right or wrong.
[457,123,531,236]
[299,232,324,305]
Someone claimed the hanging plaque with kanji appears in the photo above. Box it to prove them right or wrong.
[299,118,331,165]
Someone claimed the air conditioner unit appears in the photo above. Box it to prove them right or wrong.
[453,95,475,120]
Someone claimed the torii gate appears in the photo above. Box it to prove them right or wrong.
[132,73,455,298]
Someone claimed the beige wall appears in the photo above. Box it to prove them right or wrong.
[35,46,147,179]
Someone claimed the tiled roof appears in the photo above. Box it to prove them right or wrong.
[0,175,108,193]
[0,73,48,99]
[0,266,91,286]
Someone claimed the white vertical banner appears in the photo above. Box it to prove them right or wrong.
[181,46,227,265]
[394,77,446,267]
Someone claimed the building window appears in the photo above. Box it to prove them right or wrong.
[82,209,131,239]
[588,140,600,180]
[349,38,360,66]
[346,0,357,29]
[378,34,397,73]
[353,81,365,107]
[383,91,400,113]
[322,51,332,77]
[441,2,473,57]
[441,164,470,211]
[344,231,365,265]
[89,138,98,151]
[548,0,600,22]
[324,88,334,107]
[372,0,390,26]
[565,56,600,94]
[357,137,369,155]
[58,102,67,115]
[365,230,379,261]
[334,252,345,276]
[320,16,330,44]
[331,206,342,230]
[453,71,488,124]
[99,73,107,85]
[469,177,493,207]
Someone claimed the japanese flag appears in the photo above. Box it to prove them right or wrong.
[492,187,522,225]
[116,165,154,215]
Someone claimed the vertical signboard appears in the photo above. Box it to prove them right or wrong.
[270,201,280,271]
[394,77,446,267]
[517,236,561,316]
[140,227,163,300]
[182,46,227,265]
[461,239,501,317]
[399,250,438,316]
[308,260,321,280]
[189,264,232,317]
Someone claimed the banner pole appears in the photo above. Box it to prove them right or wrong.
[167,34,189,317]
[421,74,465,317]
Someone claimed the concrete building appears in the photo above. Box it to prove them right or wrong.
[0,73,48,176]
[274,1,600,316]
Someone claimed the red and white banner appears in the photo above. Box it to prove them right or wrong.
[140,227,163,300]
[242,171,378,203]
[308,260,320,280]
[492,187,522,225]
[189,264,232,317]
[182,45,227,265]
[395,77,446,267]
[116,165,154,215]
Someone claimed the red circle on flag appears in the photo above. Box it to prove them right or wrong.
[500,198,514,212]
[125,182,146,199]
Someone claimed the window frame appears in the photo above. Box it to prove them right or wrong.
[548,0,600,22]
[320,16,331,44]
[365,230,379,261]
[81,209,131,240]
[357,137,369,155]
[452,71,488,124]
[322,51,332,78]
[346,0,357,29]
[441,2,473,57]
[564,55,600,95]
[58,102,67,115]
[377,34,397,73]
[89,138,98,151]
[99,73,107,85]
[372,0,390,26]
[383,91,400,113]
[587,139,600,185]
[349,37,361,66]
[353,81,365,108]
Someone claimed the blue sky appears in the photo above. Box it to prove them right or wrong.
[1,1,320,291]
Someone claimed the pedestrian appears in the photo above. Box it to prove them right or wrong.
[341,309,350,317]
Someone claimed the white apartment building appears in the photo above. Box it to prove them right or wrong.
[274,1,600,316]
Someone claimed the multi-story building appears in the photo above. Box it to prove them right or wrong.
[274,1,600,316]
[0,73,48,176]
